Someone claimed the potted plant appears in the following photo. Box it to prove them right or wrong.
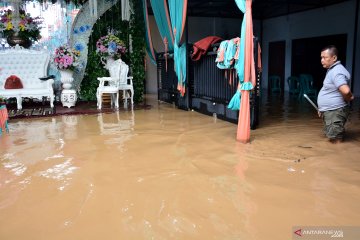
[53,44,80,88]
[96,33,127,68]
[54,44,80,71]
[0,9,43,48]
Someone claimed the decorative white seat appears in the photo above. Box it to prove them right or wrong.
[0,46,54,110]
[96,59,134,109]
[96,59,122,109]
[118,60,134,108]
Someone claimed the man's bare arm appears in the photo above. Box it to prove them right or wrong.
[339,84,354,102]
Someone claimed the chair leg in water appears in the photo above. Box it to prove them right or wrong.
[115,92,119,109]
[97,93,102,109]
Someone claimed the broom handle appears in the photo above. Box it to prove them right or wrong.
[303,94,318,111]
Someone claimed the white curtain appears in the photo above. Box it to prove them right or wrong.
[89,0,97,18]
[121,0,130,21]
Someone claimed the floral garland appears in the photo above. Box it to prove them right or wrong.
[53,44,81,71]
[0,9,43,41]
[96,33,127,59]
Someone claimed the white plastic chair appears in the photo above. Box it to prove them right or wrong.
[118,61,134,108]
[96,59,122,109]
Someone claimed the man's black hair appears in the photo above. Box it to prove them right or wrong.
[321,45,338,57]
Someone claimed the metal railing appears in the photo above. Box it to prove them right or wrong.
[157,39,261,129]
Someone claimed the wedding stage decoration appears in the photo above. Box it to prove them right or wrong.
[54,44,80,108]
[0,46,55,109]
[96,33,127,60]
[0,7,43,48]
[54,44,81,71]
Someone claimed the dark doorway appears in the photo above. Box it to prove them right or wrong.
[268,41,286,95]
[291,34,347,91]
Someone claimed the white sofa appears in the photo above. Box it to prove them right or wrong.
[0,46,54,110]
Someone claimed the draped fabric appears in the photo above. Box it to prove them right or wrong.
[216,38,240,70]
[191,36,222,61]
[149,0,174,52]
[121,0,130,21]
[168,0,188,96]
[142,0,157,64]
[234,0,256,143]
[234,0,246,83]
[89,0,98,18]
[0,105,9,135]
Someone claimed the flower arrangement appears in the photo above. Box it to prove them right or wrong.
[53,44,81,71]
[0,9,43,42]
[96,33,127,58]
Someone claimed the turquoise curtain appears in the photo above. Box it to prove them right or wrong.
[228,0,245,110]
[142,0,157,64]
[234,0,246,84]
[228,0,255,110]
[149,0,174,51]
[168,0,187,95]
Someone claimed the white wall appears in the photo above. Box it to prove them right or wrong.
[145,17,162,94]
[262,0,359,96]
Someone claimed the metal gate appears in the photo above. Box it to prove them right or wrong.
[157,39,261,129]
[157,54,190,110]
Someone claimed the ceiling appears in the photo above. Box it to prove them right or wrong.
[149,0,350,20]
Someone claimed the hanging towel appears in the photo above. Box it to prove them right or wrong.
[216,37,241,69]
[191,36,223,61]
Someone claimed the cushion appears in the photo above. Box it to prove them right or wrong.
[4,75,23,89]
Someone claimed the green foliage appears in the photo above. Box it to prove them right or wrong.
[129,0,146,103]
[80,0,146,103]
[80,2,130,101]
[79,51,106,101]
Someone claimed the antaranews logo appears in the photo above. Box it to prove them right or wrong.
[294,228,302,237]
[292,226,360,239]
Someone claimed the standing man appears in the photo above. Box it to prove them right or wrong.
[317,45,354,143]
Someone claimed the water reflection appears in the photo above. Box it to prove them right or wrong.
[62,115,79,140]
[261,92,319,122]
[0,96,359,239]
[97,110,135,149]
[0,117,80,194]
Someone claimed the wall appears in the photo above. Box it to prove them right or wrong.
[261,0,359,96]
[145,16,163,94]
[188,17,242,43]
[353,0,360,96]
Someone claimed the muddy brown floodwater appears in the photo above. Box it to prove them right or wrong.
[1,95,360,240]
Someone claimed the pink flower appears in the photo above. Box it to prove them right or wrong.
[99,45,107,52]
[63,55,73,67]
